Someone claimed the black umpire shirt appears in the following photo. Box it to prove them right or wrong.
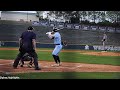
[20,31,36,52]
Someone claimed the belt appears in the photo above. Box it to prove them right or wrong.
[55,44,60,45]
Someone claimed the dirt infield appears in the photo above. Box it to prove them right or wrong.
[1,48,120,74]
[1,59,120,74]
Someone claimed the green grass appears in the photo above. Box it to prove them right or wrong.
[60,52,120,65]
[0,50,18,59]
[0,49,120,66]
[11,72,120,79]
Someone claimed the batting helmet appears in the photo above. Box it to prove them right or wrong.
[52,28,59,32]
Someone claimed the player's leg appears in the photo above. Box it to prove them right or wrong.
[29,57,34,65]
[52,45,59,64]
[27,57,34,68]
[52,54,58,64]
[103,41,105,50]
[19,59,24,67]
[19,54,27,67]
[29,51,41,70]
[56,55,61,66]
[52,45,62,66]
[13,51,26,68]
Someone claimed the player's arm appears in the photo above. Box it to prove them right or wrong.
[48,34,54,39]
[51,31,55,39]
[19,38,22,48]
[32,39,36,51]
[51,36,54,39]
[32,33,37,51]
[102,35,104,42]
[19,33,23,48]
[18,38,23,52]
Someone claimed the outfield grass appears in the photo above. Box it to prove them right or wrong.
[0,48,120,66]
[12,72,120,79]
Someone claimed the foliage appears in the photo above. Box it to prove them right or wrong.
[36,11,120,27]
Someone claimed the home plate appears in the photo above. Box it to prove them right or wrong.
[101,51,107,52]
[76,65,82,68]
[44,66,49,68]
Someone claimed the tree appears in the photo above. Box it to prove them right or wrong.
[36,11,120,27]
[36,11,44,21]
[106,11,120,23]
[88,11,101,23]
[79,11,87,22]
[97,11,106,22]
[43,11,80,23]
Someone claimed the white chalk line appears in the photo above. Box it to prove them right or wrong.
[0,59,13,66]
[41,65,82,69]
[0,63,12,66]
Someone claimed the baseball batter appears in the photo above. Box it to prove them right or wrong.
[46,28,63,67]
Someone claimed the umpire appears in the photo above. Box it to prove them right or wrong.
[13,26,41,70]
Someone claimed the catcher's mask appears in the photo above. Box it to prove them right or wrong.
[22,55,32,61]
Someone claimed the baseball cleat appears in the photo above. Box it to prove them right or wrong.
[13,66,17,69]
[35,67,41,70]
[51,63,60,67]
[58,63,61,66]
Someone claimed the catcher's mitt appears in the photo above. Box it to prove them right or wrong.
[62,41,67,46]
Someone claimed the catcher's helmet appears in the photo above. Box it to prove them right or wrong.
[28,26,34,30]
[22,55,32,61]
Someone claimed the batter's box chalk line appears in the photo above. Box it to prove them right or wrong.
[0,63,13,66]
[43,66,49,68]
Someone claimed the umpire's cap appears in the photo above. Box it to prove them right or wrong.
[28,26,34,30]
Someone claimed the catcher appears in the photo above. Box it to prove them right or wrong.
[19,53,34,68]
